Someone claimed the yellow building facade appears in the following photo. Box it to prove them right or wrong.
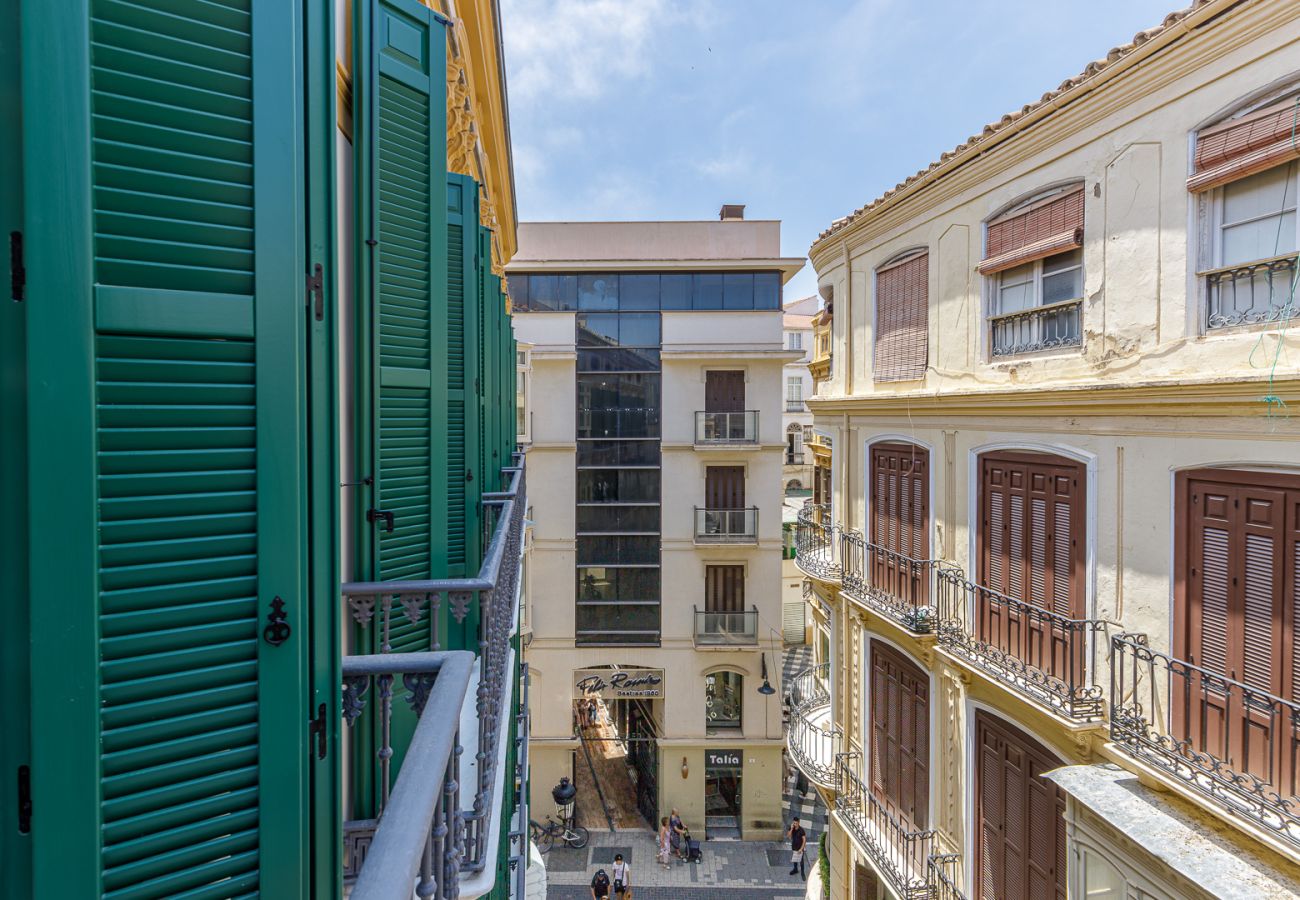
[793,1,1300,897]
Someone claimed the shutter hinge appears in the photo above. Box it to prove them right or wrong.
[16,765,31,833]
[10,231,25,302]
[308,703,327,760]
[306,263,324,321]
[367,508,395,532]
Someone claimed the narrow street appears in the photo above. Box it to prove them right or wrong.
[574,701,650,831]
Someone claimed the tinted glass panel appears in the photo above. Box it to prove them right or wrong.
[576,567,661,601]
[576,602,661,641]
[529,274,578,311]
[577,348,660,372]
[577,314,621,346]
[723,272,754,309]
[754,272,781,309]
[577,535,660,565]
[577,469,660,502]
[693,273,723,309]
[661,274,692,309]
[577,408,660,439]
[576,504,661,533]
[578,274,619,310]
[621,274,660,309]
[618,313,660,346]
[577,440,661,467]
[507,274,528,307]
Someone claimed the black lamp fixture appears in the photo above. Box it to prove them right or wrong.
[757,652,776,695]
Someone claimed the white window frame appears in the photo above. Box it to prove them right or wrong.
[986,250,1084,358]
[788,330,803,350]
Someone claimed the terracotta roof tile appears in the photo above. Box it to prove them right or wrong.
[811,0,1219,252]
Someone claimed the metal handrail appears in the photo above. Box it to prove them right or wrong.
[795,503,839,581]
[935,568,1106,721]
[693,605,759,645]
[1204,253,1299,329]
[1110,632,1300,849]
[345,652,474,900]
[695,409,759,444]
[835,753,936,900]
[989,297,1082,357]
[927,854,965,900]
[839,531,957,634]
[694,506,758,542]
[786,664,841,787]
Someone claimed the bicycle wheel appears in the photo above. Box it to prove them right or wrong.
[531,822,554,854]
[566,825,590,849]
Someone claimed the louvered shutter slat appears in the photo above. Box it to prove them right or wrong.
[874,253,928,382]
[1190,97,1300,192]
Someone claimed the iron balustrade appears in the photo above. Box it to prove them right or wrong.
[694,506,758,542]
[935,569,1105,721]
[342,454,527,889]
[835,753,936,900]
[795,503,839,581]
[839,531,957,634]
[786,400,805,413]
[786,452,805,465]
[693,605,759,646]
[342,651,473,900]
[989,297,1083,357]
[695,410,759,444]
[1204,253,1299,329]
[926,854,965,900]
[1110,632,1300,850]
[786,663,841,787]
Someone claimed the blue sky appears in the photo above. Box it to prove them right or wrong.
[500,0,1185,301]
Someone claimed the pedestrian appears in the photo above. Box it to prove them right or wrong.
[611,853,630,897]
[669,807,686,860]
[657,817,672,868]
[787,816,807,880]
[590,867,611,900]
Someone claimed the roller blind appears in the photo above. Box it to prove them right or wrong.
[1189,96,1300,193]
[873,251,928,383]
[978,186,1084,275]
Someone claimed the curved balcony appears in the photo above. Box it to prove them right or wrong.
[795,503,839,582]
[786,663,841,787]
[835,753,937,900]
[840,531,959,635]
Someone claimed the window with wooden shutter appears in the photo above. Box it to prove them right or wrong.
[980,187,1085,275]
[870,442,930,604]
[706,465,746,508]
[706,370,745,412]
[447,174,482,575]
[1190,94,1300,193]
[975,713,1066,900]
[873,250,928,383]
[705,565,745,613]
[869,642,930,831]
[1176,469,1300,800]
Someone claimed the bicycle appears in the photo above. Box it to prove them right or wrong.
[528,814,590,853]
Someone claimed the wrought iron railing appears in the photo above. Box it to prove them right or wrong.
[693,605,759,646]
[989,297,1082,357]
[840,531,957,634]
[835,753,936,900]
[1204,253,1299,329]
[795,503,839,581]
[786,663,841,787]
[695,410,758,444]
[342,454,527,890]
[694,506,758,542]
[1110,632,1300,850]
[786,452,805,465]
[926,853,965,900]
[936,569,1105,721]
[786,400,805,412]
[342,651,473,900]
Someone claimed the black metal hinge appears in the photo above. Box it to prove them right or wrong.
[308,703,327,760]
[16,765,31,833]
[306,263,324,321]
[367,508,395,532]
[10,232,25,302]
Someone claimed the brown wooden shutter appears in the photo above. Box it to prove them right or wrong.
[870,642,930,832]
[706,466,745,508]
[705,565,745,613]
[978,187,1084,275]
[1189,96,1300,193]
[874,252,928,383]
[975,713,1066,900]
[870,442,931,603]
[705,370,745,412]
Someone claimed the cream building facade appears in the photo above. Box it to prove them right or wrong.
[511,213,804,840]
[792,1,1300,898]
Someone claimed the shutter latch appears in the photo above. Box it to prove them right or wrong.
[10,231,24,302]
[263,596,291,646]
[306,263,324,321]
[308,703,327,760]
[367,508,395,532]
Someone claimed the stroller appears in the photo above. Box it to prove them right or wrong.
[684,831,702,863]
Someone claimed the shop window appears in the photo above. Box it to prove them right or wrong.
[705,670,743,730]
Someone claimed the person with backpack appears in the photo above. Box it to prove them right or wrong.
[787,816,807,880]
[611,853,630,896]
[590,867,611,900]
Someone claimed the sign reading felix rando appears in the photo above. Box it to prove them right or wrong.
[573,667,665,700]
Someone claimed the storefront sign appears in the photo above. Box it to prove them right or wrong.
[705,749,742,768]
[573,667,664,699]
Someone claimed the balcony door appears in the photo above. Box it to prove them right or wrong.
[706,565,745,614]
[869,642,929,832]
[978,452,1085,680]
[870,442,930,601]
[706,370,745,412]
[975,713,1065,900]
[707,466,746,508]
[1176,469,1300,799]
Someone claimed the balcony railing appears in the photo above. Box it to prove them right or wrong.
[786,400,805,412]
[693,605,759,646]
[341,454,526,895]
[786,452,805,465]
[795,503,839,581]
[786,663,841,787]
[989,297,1082,357]
[1205,253,1298,329]
[835,753,936,900]
[694,506,758,543]
[1110,632,1300,851]
[840,532,957,634]
[935,569,1105,722]
[926,854,965,900]
[695,410,758,444]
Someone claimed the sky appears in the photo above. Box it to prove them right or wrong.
[499,0,1186,302]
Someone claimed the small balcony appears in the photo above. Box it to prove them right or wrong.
[694,506,758,543]
[693,605,759,647]
[786,663,841,787]
[989,297,1082,357]
[695,410,758,445]
[935,569,1105,722]
[785,452,805,465]
[1205,253,1299,329]
[927,854,966,900]
[786,400,805,413]
[835,753,936,900]
[794,503,839,582]
[1110,632,1300,852]
[839,531,958,634]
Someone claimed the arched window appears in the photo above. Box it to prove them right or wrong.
[705,670,743,730]
[785,479,804,493]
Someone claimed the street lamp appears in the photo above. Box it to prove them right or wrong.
[552,776,577,825]
[757,652,776,695]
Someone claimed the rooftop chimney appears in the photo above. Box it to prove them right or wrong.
[719,204,746,221]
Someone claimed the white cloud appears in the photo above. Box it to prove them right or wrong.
[501,0,711,103]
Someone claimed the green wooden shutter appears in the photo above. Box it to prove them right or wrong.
[356,0,448,654]
[447,173,481,577]
[23,1,310,896]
